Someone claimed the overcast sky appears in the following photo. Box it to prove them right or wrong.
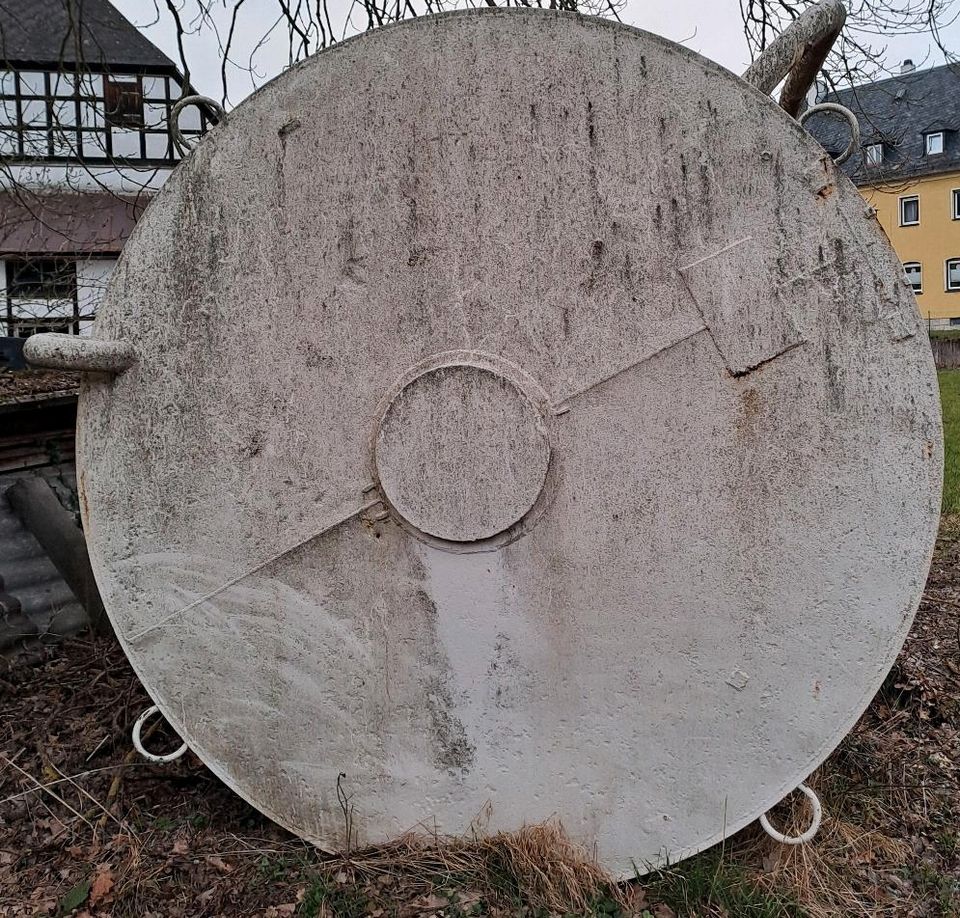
[112,0,960,104]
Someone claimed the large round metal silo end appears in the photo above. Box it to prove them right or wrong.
[74,9,942,875]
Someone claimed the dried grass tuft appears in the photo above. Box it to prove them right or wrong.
[330,817,631,914]
[731,773,914,918]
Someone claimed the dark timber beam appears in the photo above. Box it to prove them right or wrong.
[5,476,112,637]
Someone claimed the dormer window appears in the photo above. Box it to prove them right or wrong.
[864,143,883,166]
[104,77,143,128]
[0,69,202,164]
[925,132,944,156]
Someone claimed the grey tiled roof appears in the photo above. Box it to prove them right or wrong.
[804,63,960,184]
[0,0,176,71]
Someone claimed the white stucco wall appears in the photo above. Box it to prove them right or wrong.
[2,163,172,194]
[76,257,118,335]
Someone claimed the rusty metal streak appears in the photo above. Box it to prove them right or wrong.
[127,495,382,643]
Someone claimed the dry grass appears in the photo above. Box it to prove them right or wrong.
[2,524,960,916]
[330,818,635,914]
[731,789,914,918]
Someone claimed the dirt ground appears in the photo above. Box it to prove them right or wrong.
[1,523,959,918]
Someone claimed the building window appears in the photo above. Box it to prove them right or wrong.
[5,257,81,337]
[9,258,75,299]
[925,132,944,156]
[104,77,143,128]
[903,262,922,294]
[0,68,200,164]
[12,319,73,337]
[864,143,883,166]
[948,258,960,292]
[900,195,920,226]
[953,189,960,220]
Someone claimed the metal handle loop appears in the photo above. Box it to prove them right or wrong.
[759,782,823,845]
[132,704,189,764]
[799,102,860,165]
[741,0,846,118]
[170,95,226,154]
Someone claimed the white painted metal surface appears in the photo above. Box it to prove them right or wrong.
[75,10,942,875]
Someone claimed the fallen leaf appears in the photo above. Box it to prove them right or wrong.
[172,838,190,856]
[56,877,91,916]
[205,855,234,873]
[89,866,114,905]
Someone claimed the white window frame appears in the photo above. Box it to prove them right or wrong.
[947,258,960,292]
[925,132,944,155]
[953,188,960,221]
[903,261,922,295]
[899,194,920,226]
[864,143,883,166]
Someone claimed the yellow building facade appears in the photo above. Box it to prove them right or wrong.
[805,62,960,329]
[861,172,960,326]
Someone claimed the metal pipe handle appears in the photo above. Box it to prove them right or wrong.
[21,333,135,374]
[741,0,846,118]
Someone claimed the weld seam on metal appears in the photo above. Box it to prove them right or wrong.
[552,325,708,411]
[127,496,381,642]
[679,236,753,273]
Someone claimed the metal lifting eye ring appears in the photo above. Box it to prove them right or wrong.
[132,704,189,764]
[170,95,226,154]
[759,782,823,845]
[799,102,860,165]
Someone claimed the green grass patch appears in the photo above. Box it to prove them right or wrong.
[939,370,960,514]
[299,875,369,918]
[642,851,805,918]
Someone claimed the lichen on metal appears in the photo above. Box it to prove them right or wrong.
[75,9,942,876]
